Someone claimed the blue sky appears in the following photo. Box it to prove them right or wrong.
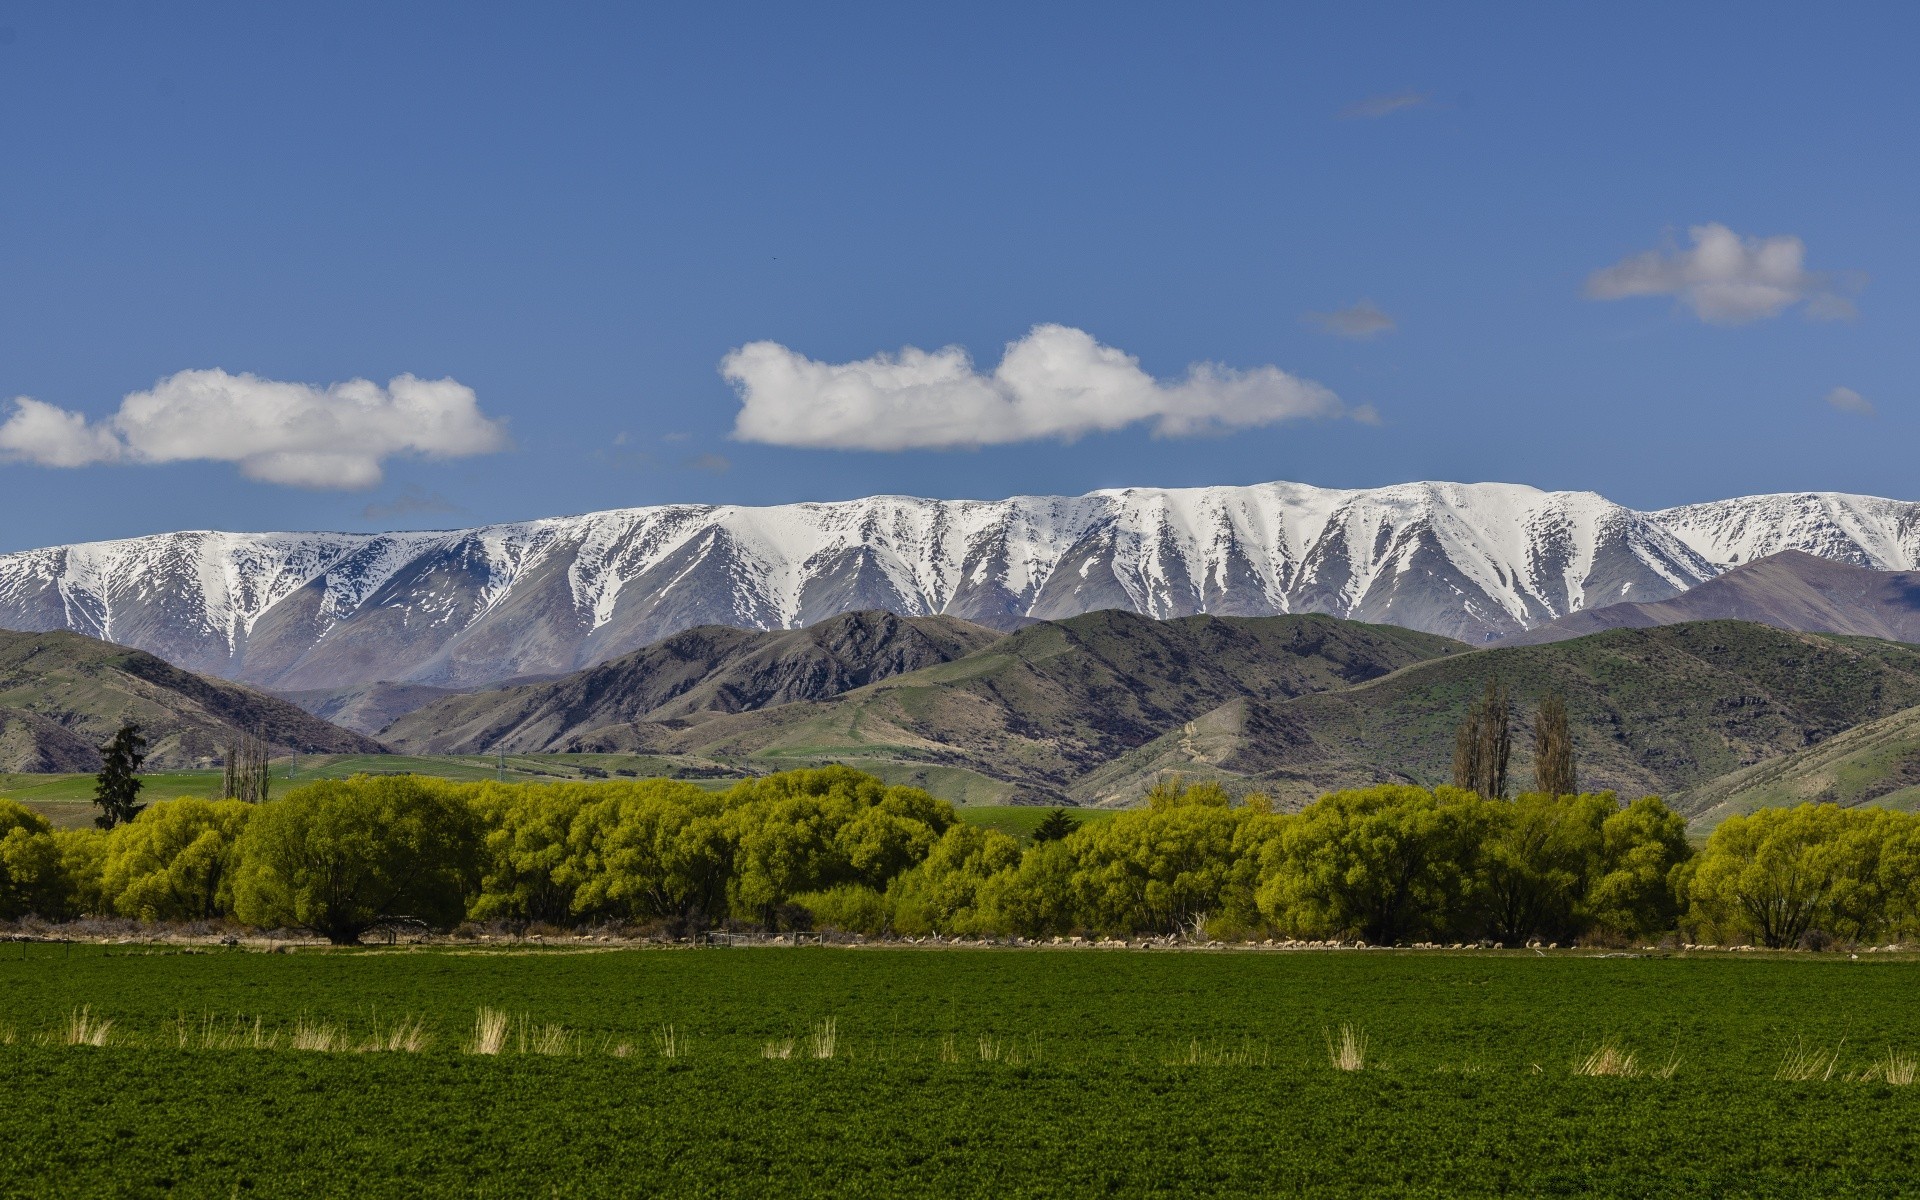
[0,3,1913,550]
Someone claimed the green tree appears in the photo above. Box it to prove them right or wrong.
[100,798,253,921]
[1070,785,1248,935]
[230,776,480,944]
[1587,795,1692,938]
[1258,785,1488,944]
[565,781,731,923]
[888,823,1022,935]
[1476,792,1611,945]
[1030,808,1078,844]
[0,800,71,919]
[1688,803,1893,948]
[1532,695,1576,797]
[92,722,147,830]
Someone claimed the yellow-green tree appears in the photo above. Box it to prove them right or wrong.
[1688,804,1901,947]
[100,798,253,921]
[230,776,480,944]
[1258,785,1488,943]
[887,823,1021,935]
[0,800,70,920]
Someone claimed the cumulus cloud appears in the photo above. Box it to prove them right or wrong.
[1341,90,1429,119]
[1306,301,1396,339]
[1585,223,1859,325]
[1824,386,1876,417]
[721,324,1358,451]
[0,369,509,488]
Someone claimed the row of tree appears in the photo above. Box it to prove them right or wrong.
[8,765,1920,947]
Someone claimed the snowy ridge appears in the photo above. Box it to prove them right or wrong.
[0,480,1912,692]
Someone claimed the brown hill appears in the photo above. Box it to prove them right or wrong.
[382,611,1005,754]
[0,629,384,772]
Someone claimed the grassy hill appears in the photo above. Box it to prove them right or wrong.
[0,630,383,772]
[597,611,1468,802]
[1080,621,1920,808]
[1680,702,1920,832]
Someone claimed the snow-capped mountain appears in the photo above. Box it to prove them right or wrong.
[0,481,1913,692]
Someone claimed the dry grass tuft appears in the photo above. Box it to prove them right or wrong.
[809,1018,838,1060]
[654,1024,682,1059]
[938,1033,959,1063]
[467,1008,509,1055]
[523,1020,574,1056]
[1169,1037,1269,1068]
[1323,1024,1367,1072]
[762,1038,796,1060]
[1857,1049,1916,1085]
[365,1015,431,1053]
[61,1007,112,1048]
[608,1039,634,1058]
[1574,1041,1639,1077]
[1776,1036,1845,1082]
[289,1016,343,1052]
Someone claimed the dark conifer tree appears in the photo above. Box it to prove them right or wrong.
[1031,808,1079,844]
[93,722,148,829]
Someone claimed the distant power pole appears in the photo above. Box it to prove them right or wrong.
[496,751,505,783]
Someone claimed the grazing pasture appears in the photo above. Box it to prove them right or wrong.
[1,946,1916,1197]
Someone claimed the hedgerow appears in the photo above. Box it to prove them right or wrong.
[9,765,1920,945]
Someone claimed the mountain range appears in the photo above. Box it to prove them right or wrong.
[0,480,1915,695]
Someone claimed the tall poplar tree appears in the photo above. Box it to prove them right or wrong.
[1451,680,1511,799]
[1533,695,1576,797]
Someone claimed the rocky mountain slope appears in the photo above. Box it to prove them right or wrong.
[0,629,384,772]
[1503,551,1920,646]
[382,611,1003,753]
[0,480,1913,693]
[541,611,1468,799]
[1083,622,1920,809]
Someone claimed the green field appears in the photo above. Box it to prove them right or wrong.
[1,947,1916,1197]
[952,803,1118,841]
[0,754,743,828]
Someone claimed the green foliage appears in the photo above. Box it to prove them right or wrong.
[92,722,147,830]
[1476,792,1611,945]
[230,777,481,944]
[1071,791,1253,934]
[1259,785,1489,943]
[795,883,892,935]
[887,823,1021,935]
[1688,803,1920,947]
[0,799,70,919]
[1589,796,1692,937]
[100,798,253,921]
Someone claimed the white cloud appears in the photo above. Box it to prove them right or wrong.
[721,324,1358,451]
[1824,386,1876,417]
[1341,90,1429,119]
[0,369,509,488]
[1306,301,1396,339]
[1585,223,1859,325]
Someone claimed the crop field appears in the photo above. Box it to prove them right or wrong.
[1,948,1916,1197]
